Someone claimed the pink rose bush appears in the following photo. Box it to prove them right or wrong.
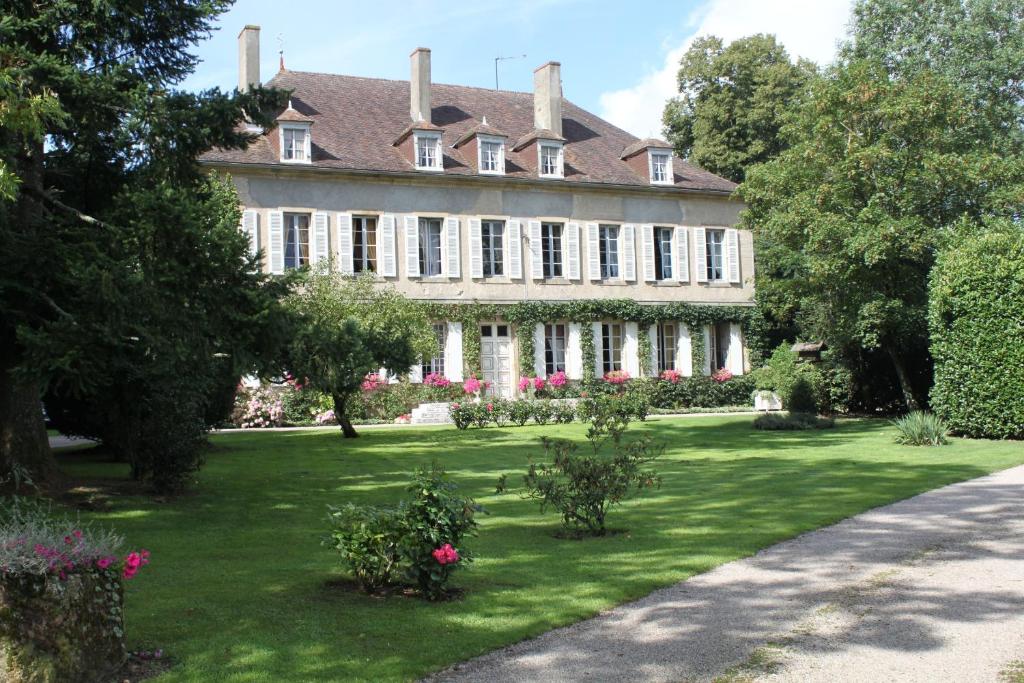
[234,387,283,428]
[360,372,386,392]
[548,371,567,387]
[712,368,733,383]
[462,375,482,394]
[533,376,546,391]
[660,369,681,384]
[315,409,336,425]
[603,370,631,385]
[431,543,460,566]
[517,376,531,393]
[423,372,451,388]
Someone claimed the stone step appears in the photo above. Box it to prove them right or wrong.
[410,401,453,425]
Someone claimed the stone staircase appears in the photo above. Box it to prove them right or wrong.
[410,402,453,425]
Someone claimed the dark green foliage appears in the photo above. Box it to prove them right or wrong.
[648,375,756,410]
[324,504,405,591]
[753,412,835,430]
[488,399,511,427]
[449,402,475,430]
[530,401,555,426]
[929,228,1024,438]
[508,400,533,426]
[892,411,949,446]
[349,381,461,424]
[786,378,818,415]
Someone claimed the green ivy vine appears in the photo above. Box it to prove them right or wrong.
[690,326,707,376]
[638,326,653,377]
[579,321,595,382]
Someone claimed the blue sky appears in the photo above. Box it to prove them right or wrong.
[182,0,853,136]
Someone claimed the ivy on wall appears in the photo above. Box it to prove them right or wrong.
[423,299,755,380]
[638,326,653,377]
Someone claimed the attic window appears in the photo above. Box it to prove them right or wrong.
[539,142,563,178]
[649,150,672,184]
[478,135,505,175]
[414,132,443,171]
[281,125,311,163]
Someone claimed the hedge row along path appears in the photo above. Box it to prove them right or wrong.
[430,463,1024,682]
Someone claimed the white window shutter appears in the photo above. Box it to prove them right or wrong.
[528,219,543,279]
[592,321,603,375]
[586,222,601,281]
[312,212,330,265]
[622,224,637,282]
[446,217,461,278]
[647,324,659,376]
[404,216,420,277]
[408,363,423,383]
[726,228,741,284]
[640,224,655,282]
[241,209,259,259]
[469,218,483,278]
[566,222,581,280]
[336,212,353,274]
[445,322,464,381]
[702,325,713,375]
[675,226,690,283]
[566,323,583,379]
[694,227,708,283]
[379,214,397,277]
[532,323,546,377]
[623,322,640,376]
[677,324,693,376]
[268,210,284,274]
[728,322,745,375]
[508,219,523,279]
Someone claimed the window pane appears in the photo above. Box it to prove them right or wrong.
[482,220,505,277]
[541,223,563,278]
[284,213,310,270]
[419,218,443,276]
[481,325,492,337]
[422,323,447,378]
[497,325,508,337]
[707,229,724,281]
[600,225,619,279]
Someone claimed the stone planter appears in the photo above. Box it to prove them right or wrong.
[0,570,126,683]
[754,391,783,411]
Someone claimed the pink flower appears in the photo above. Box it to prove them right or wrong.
[97,557,112,570]
[518,376,530,393]
[424,373,451,388]
[486,403,494,412]
[451,402,460,410]
[660,369,681,384]
[603,370,631,385]
[462,376,482,394]
[533,376,546,391]
[548,371,567,387]
[64,536,73,545]
[431,543,460,565]
[360,373,385,392]
[712,368,733,383]
[72,530,83,539]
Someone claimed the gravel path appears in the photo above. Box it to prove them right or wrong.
[430,464,1024,682]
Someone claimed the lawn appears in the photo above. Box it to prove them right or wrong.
[55,415,1024,682]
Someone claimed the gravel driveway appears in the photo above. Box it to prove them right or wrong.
[429,463,1024,682]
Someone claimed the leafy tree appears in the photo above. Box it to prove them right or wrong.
[0,1,287,488]
[662,34,816,183]
[739,61,1024,410]
[285,271,436,438]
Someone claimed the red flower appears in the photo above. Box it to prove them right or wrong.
[431,543,460,565]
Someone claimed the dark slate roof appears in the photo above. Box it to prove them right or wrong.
[452,120,508,147]
[201,69,737,193]
[620,137,673,159]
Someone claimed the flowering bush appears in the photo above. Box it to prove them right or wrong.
[533,376,546,392]
[517,376,531,394]
[462,375,483,395]
[711,368,734,383]
[233,387,283,429]
[360,373,386,392]
[603,370,631,385]
[508,400,534,426]
[548,371,567,388]
[394,413,411,424]
[281,383,333,425]
[449,402,473,430]
[660,369,681,384]
[431,543,460,566]
[315,409,336,425]
[423,373,451,388]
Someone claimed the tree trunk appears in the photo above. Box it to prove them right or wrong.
[0,365,60,488]
[332,393,359,439]
[886,346,921,412]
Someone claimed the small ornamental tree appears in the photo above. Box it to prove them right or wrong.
[928,227,1024,439]
[286,270,436,438]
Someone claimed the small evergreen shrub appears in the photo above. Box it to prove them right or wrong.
[488,399,511,427]
[892,411,949,446]
[786,376,818,414]
[552,402,576,424]
[324,504,405,590]
[753,412,835,430]
[449,402,473,430]
[531,400,555,425]
[508,400,533,426]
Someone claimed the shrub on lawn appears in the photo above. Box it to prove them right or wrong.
[753,344,850,414]
[929,228,1024,439]
[498,397,662,536]
[753,412,835,430]
[0,499,150,682]
[647,374,756,410]
[508,400,533,426]
[892,411,949,446]
[324,504,405,591]
[531,400,556,425]
[449,402,473,430]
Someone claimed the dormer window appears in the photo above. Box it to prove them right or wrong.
[478,135,505,175]
[539,142,564,178]
[415,132,443,171]
[281,126,311,163]
[650,150,672,184]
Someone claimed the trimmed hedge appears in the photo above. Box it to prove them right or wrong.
[648,375,756,410]
[929,229,1024,439]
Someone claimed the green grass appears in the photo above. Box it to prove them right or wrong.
[54,415,1024,682]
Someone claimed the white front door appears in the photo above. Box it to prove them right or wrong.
[480,323,513,397]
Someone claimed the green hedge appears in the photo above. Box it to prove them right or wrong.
[929,229,1024,439]
[647,375,756,410]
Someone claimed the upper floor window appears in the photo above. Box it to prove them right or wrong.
[415,132,442,171]
[656,322,677,373]
[284,213,310,270]
[281,126,310,163]
[481,220,505,277]
[706,228,725,281]
[422,323,447,378]
[599,224,620,279]
[541,222,563,278]
[544,323,566,375]
[353,215,377,273]
[418,217,443,276]
[539,142,564,178]
[479,136,504,175]
[649,151,672,184]
[601,322,623,373]
[654,226,673,280]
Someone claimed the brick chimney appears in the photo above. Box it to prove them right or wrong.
[533,61,562,136]
[410,47,432,123]
[238,25,260,92]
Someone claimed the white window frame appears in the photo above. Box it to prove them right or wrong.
[280,125,311,164]
[541,222,564,279]
[600,322,624,373]
[544,322,567,376]
[706,228,726,282]
[654,226,673,280]
[480,219,505,278]
[418,216,445,276]
[414,131,443,172]
[538,142,564,178]
[477,135,505,175]
[599,224,620,280]
[649,150,673,184]
[421,323,447,378]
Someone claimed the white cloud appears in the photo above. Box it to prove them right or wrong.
[599,0,854,137]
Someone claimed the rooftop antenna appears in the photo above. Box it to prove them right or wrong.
[277,33,285,71]
[494,54,526,90]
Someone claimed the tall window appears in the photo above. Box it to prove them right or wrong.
[415,133,441,170]
[708,321,730,371]
[282,127,308,162]
[421,323,447,378]
[539,143,562,177]
[599,224,620,279]
[353,215,377,273]
[284,213,310,270]
[706,228,725,281]
[654,227,673,280]
[418,218,443,276]
[656,322,677,373]
[541,223,563,278]
[481,220,505,277]
[479,138,503,174]
[650,151,671,183]
[601,323,623,373]
[544,323,566,375]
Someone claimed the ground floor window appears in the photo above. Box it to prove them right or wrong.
[708,321,731,372]
[421,323,446,378]
[544,323,566,375]
[656,322,676,373]
[601,322,623,373]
